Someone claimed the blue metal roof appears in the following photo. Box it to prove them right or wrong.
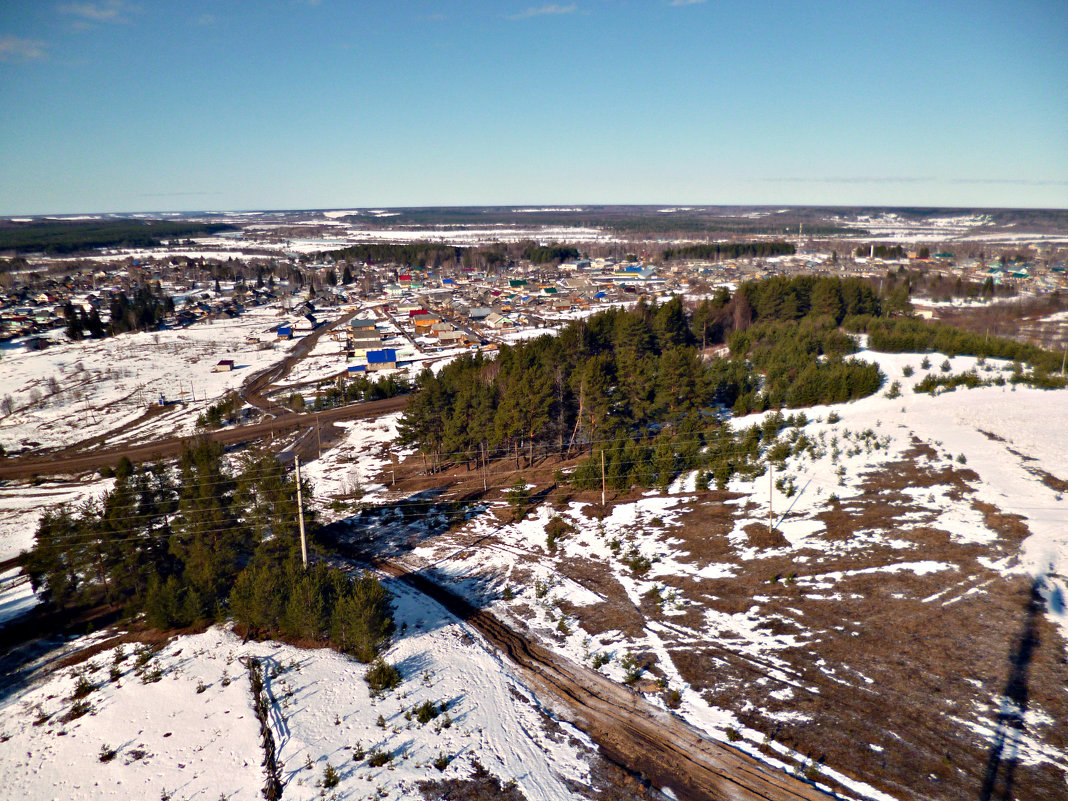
[367,348,397,363]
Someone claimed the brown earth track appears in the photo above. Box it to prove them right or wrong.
[375,558,831,801]
[0,395,409,480]
[240,306,363,415]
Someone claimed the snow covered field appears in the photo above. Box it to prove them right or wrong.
[0,584,596,801]
[0,308,301,453]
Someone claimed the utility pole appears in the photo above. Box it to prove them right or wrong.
[768,461,774,536]
[601,449,606,508]
[481,442,487,492]
[295,455,308,569]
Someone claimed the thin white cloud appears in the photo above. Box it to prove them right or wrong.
[195,13,215,26]
[58,1,136,25]
[508,4,577,21]
[0,35,48,62]
[670,0,707,6]
[766,177,931,185]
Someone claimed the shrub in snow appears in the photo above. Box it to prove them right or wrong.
[506,479,531,520]
[433,752,451,771]
[62,699,92,722]
[366,748,391,767]
[322,762,340,789]
[71,675,95,700]
[414,700,441,725]
[365,658,402,693]
[621,652,644,685]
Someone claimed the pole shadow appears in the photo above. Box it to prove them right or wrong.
[978,577,1044,801]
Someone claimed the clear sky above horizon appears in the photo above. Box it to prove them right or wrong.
[1,1,1066,215]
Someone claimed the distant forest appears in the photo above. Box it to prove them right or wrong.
[344,206,866,237]
[0,219,236,255]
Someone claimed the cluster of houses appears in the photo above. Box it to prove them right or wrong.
[4,239,1066,355]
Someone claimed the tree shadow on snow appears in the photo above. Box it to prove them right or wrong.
[319,492,509,638]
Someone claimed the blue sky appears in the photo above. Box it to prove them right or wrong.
[1,1,1065,214]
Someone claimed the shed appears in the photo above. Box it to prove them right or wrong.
[212,359,235,372]
[277,326,293,340]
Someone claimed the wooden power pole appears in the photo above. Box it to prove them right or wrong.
[295,455,308,569]
[768,461,774,536]
[601,449,606,507]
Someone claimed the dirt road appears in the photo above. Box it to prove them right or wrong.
[0,395,409,479]
[240,306,364,415]
[374,559,832,801]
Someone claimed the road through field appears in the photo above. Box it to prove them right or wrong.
[0,395,409,479]
[372,557,833,801]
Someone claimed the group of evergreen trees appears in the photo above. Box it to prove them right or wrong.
[398,277,894,490]
[63,283,175,341]
[856,244,907,259]
[310,373,410,412]
[325,242,463,269]
[660,241,796,261]
[107,283,175,335]
[852,316,1065,374]
[521,243,581,264]
[63,301,106,340]
[0,219,234,255]
[21,440,393,660]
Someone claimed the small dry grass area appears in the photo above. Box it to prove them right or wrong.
[659,447,1067,801]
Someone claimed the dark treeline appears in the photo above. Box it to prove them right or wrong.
[107,283,175,335]
[355,207,865,237]
[521,244,581,264]
[308,373,410,412]
[856,244,907,259]
[661,242,796,261]
[325,242,463,268]
[63,283,175,341]
[399,276,889,491]
[848,316,1066,375]
[0,220,235,255]
[21,440,393,660]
